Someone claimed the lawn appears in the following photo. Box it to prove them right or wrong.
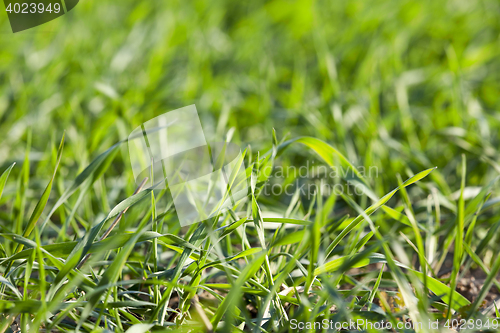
[1,0,500,332]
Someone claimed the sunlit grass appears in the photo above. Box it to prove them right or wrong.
[1,0,500,332]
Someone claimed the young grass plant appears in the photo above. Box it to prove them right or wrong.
[2,0,500,331]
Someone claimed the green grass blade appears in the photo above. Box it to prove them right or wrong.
[325,167,436,257]
[16,133,65,253]
[0,163,16,202]
[448,154,466,319]
[40,142,121,232]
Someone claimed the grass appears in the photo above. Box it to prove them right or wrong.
[1,0,500,331]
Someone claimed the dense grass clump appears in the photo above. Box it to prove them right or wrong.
[1,0,500,332]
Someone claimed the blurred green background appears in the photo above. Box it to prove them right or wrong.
[1,0,499,201]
